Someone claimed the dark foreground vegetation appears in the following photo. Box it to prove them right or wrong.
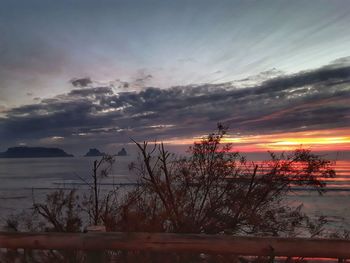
[1,125,341,262]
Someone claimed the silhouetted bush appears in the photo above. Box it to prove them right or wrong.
[110,124,334,237]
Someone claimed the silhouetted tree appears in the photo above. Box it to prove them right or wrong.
[97,125,335,262]
[81,155,115,225]
[111,124,335,238]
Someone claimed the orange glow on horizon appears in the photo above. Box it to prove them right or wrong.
[163,128,350,152]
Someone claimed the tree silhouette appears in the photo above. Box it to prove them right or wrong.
[112,124,335,237]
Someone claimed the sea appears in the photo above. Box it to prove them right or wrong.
[0,156,349,233]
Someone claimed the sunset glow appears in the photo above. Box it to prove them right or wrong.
[164,128,350,152]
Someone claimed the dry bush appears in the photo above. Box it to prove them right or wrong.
[33,189,82,233]
[109,124,335,237]
[104,124,335,262]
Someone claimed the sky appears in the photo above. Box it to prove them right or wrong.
[0,0,349,156]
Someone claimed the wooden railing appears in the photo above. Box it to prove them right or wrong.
[1,232,350,260]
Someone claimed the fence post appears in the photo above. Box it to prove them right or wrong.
[86,225,106,263]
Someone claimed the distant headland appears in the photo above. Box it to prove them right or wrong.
[0,147,74,158]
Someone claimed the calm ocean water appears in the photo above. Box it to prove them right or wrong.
[0,157,349,232]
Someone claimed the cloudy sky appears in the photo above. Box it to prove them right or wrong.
[0,0,349,155]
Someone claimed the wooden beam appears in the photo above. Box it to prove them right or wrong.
[0,232,350,258]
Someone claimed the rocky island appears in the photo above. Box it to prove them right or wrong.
[116,147,127,156]
[84,148,105,157]
[0,147,74,158]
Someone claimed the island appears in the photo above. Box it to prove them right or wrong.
[116,147,127,156]
[0,147,74,158]
[84,148,105,157]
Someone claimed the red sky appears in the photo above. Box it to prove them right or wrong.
[164,128,350,153]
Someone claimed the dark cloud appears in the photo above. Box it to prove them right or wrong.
[67,86,113,98]
[114,72,153,90]
[0,60,349,150]
[70,78,93,87]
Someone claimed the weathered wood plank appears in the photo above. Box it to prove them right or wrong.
[0,232,350,259]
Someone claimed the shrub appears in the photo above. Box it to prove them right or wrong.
[110,124,335,238]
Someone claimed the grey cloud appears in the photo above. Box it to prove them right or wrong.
[114,72,154,91]
[135,74,152,83]
[0,60,349,149]
[70,78,93,87]
[67,86,113,98]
